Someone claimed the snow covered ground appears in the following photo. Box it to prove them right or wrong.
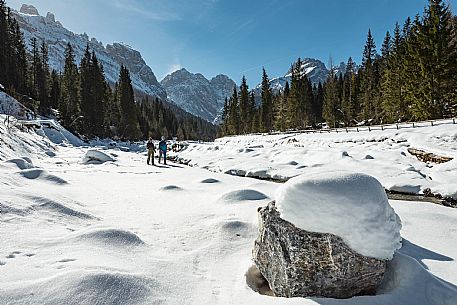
[174,121,457,199]
[0,111,457,304]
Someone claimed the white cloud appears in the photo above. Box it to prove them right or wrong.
[167,63,182,75]
[112,0,181,21]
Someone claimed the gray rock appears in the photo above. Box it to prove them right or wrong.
[45,12,55,23]
[20,4,39,15]
[253,202,387,298]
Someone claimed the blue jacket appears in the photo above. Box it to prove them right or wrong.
[159,140,167,152]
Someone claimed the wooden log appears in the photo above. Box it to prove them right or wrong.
[407,148,453,164]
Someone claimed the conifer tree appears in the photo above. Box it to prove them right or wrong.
[238,76,250,133]
[287,61,300,128]
[12,21,27,94]
[409,0,457,119]
[79,45,92,134]
[323,68,339,128]
[314,82,324,125]
[0,0,8,87]
[37,41,50,114]
[274,81,289,131]
[359,29,378,123]
[341,58,356,125]
[29,37,40,99]
[116,65,141,140]
[248,91,256,133]
[60,43,80,130]
[227,87,240,135]
[260,68,273,132]
[91,51,107,136]
[49,69,60,111]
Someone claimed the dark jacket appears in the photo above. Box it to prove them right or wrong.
[147,141,155,150]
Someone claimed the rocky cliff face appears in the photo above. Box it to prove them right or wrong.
[105,43,165,98]
[161,69,236,123]
[12,5,166,101]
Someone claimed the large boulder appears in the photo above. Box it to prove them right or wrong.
[253,202,387,298]
[252,171,402,298]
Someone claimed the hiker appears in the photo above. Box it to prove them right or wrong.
[146,137,155,165]
[158,136,167,165]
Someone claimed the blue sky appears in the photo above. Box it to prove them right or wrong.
[7,0,457,86]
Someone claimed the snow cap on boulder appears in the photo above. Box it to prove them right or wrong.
[276,171,402,260]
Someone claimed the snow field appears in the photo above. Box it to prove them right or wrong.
[0,113,456,304]
[175,120,457,199]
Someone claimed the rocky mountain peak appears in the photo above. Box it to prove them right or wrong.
[161,69,235,122]
[104,42,165,99]
[45,12,55,23]
[19,4,39,15]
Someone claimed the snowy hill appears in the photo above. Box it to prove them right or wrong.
[12,4,167,101]
[161,68,236,123]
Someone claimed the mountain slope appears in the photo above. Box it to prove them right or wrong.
[161,68,236,123]
[12,5,167,101]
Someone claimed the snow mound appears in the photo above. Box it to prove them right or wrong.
[39,120,85,146]
[379,252,457,304]
[0,270,159,305]
[18,169,68,184]
[31,197,94,219]
[219,189,268,203]
[276,171,402,260]
[159,185,183,191]
[219,220,252,238]
[5,157,34,170]
[82,150,115,164]
[77,228,145,246]
[200,178,220,183]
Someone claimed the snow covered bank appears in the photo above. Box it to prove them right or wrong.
[174,120,457,199]
[0,92,34,119]
[276,172,402,260]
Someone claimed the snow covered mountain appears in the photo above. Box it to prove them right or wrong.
[160,68,236,123]
[12,4,167,101]
[254,58,348,98]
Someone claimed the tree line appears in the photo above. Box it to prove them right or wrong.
[220,0,457,136]
[0,0,217,141]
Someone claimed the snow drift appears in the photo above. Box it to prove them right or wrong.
[82,150,115,164]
